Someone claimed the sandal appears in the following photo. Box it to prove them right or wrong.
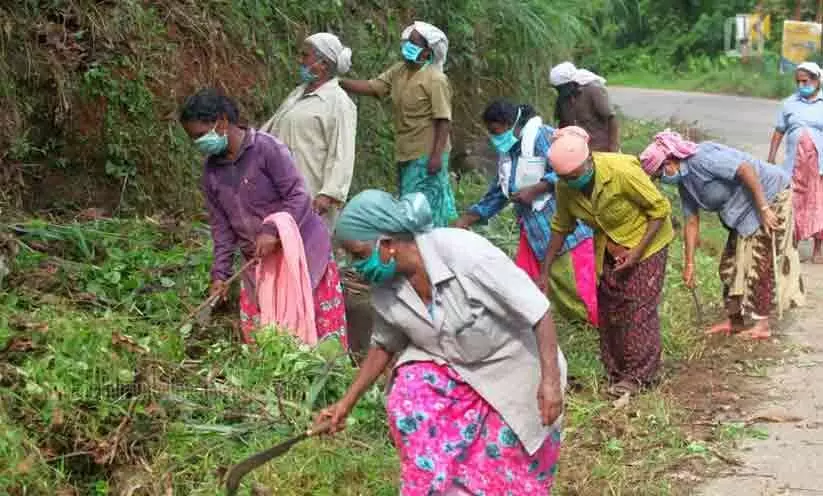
[607,380,639,398]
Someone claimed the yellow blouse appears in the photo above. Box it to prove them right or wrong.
[551,152,674,274]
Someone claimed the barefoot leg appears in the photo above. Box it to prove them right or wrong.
[706,319,733,335]
[738,318,770,340]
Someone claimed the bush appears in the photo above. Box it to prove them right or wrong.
[0,0,620,216]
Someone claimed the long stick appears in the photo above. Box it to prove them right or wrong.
[772,233,783,320]
[183,258,258,323]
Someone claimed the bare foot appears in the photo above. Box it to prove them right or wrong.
[738,319,770,340]
[812,255,823,264]
[705,319,733,335]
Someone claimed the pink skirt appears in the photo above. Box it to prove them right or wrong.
[387,361,561,495]
[793,131,823,241]
[239,260,348,348]
[514,228,599,326]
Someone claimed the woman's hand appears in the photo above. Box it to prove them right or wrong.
[312,195,336,216]
[426,154,443,175]
[209,280,229,301]
[682,263,695,288]
[614,247,642,272]
[511,184,543,205]
[255,233,281,258]
[537,375,563,426]
[760,206,779,233]
[453,213,480,230]
[315,398,355,434]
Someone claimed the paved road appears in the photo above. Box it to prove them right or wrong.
[609,87,823,495]
[610,86,781,159]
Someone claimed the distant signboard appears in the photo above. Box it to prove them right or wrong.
[781,20,822,71]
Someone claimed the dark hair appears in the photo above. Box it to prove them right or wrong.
[481,100,537,126]
[179,88,240,124]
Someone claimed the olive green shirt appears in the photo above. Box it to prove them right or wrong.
[369,228,567,455]
[551,152,674,275]
[368,62,453,162]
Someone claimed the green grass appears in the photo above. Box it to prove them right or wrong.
[0,120,762,495]
[609,54,797,100]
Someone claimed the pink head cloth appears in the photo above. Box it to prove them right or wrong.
[549,126,591,175]
[639,130,699,175]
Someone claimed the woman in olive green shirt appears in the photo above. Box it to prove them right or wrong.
[543,126,674,398]
[340,21,457,227]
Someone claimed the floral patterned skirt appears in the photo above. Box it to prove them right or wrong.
[239,259,348,348]
[387,361,562,495]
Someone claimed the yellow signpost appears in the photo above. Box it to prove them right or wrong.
[781,20,823,70]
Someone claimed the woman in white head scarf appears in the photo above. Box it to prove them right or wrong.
[548,61,619,153]
[260,33,357,227]
[340,21,458,228]
[769,61,823,263]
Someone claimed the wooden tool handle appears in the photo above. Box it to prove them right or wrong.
[188,258,258,318]
[307,419,333,437]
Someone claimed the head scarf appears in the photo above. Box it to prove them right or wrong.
[549,62,606,87]
[549,126,591,175]
[797,61,822,79]
[401,21,448,71]
[305,32,352,74]
[639,129,699,176]
[335,190,433,242]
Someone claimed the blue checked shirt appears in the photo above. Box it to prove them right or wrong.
[469,125,594,260]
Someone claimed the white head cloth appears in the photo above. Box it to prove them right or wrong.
[305,32,352,74]
[549,61,606,87]
[797,61,822,79]
[401,21,448,71]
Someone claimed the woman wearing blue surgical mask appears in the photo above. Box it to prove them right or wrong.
[454,100,599,326]
[261,33,357,228]
[769,61,823,263]
[320,189,567,494]
[179,88,347,348]
[641,130,804,341]
[545,127,674,399]
[340,21,457,228]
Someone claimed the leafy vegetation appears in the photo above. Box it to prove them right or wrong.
[1,118,779,495]
[0,0,621,215]
[586,0,822,99]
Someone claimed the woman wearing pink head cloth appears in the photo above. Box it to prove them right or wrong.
[543,127,674,397]
[641,131,804,340]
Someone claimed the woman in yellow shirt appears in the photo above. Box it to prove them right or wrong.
[542,127,674,397]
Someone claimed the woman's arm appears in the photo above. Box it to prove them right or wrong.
[340,79,380,97]
[736,162,780,231]
[607,115,620,152]
[540,233,567,293]
[683,214,700,287]
[204,182,238,283]
[615,163,672,271]
[534,311,563,426]
[768,130,784,164]
[456,180,509,228]
[427,119,451,174]
[317,345,395,432]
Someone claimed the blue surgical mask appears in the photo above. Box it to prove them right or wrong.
[660,168,683,185]
[566,168,594,190]
[798,85,817,98]
[352,241,397,285]
[299,64,317,83]
[489,109,522,154]
[194,126,229,156]
[401,40,424,63]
